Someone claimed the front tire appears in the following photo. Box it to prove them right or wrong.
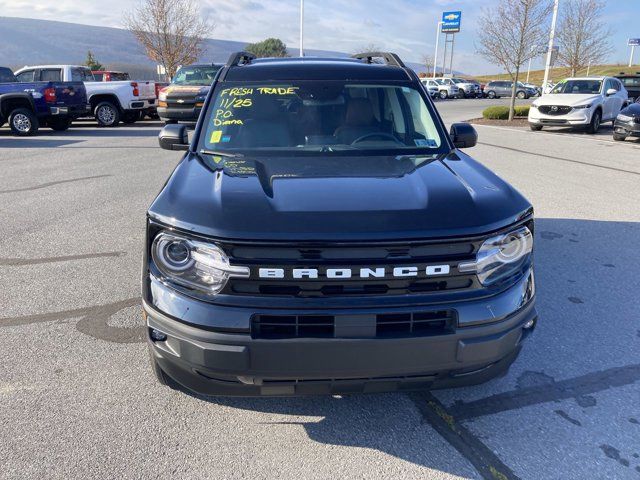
[439,90,448,100]
[613,132,627,141]
[586,109,601,134]
[516,91,526,99]
[9,108,39,136]
[487,90,496,99]
[530,124,543,131]
[95,101,120,127]
[48,117,72,131]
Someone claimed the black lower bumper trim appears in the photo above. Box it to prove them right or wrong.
[144,300,536,396]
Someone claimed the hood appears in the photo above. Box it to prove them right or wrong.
[535,93,600,106]
[620,102,640,117]
[149,152,532,241]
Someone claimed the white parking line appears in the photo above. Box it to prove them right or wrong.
[473,124,640,148]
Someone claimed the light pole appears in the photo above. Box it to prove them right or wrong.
[526,45,537,84]
[299,0,304,57]
[542,0,559,95]
[432,21,443,78]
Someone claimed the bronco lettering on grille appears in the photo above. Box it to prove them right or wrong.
[257,265,451,279]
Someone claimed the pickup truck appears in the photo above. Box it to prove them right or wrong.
[157,63,223,124]
[15,65,156,127]
[0,66,89,136]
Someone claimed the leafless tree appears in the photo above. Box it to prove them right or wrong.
[421,54,434,75]
[556,0,612,76]
[477,0,553,120]
[123,0,210,79]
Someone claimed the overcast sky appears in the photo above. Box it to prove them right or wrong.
[0,0,638,74]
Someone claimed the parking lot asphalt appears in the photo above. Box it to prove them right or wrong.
[1,100,639,480]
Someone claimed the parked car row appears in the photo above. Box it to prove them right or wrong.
[0,64,160,135]
[420,77,541,100]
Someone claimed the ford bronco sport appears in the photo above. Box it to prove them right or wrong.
[144,52,537,396]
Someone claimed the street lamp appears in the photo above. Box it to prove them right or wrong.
[542,0,559,95]
[299,0,304,57]
[432,21,443,78]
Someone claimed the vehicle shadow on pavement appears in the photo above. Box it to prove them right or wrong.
[169,218,640,478]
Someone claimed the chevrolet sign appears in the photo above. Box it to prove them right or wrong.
[441,11,462,33]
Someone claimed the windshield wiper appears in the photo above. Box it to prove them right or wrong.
[199,149,244,158]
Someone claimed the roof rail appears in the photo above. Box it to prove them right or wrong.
[351,52,406,68]
[226,51,256,67]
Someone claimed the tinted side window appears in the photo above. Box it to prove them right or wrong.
[71,68,94,81]
[16,70,35,82]
[41,69,62,82]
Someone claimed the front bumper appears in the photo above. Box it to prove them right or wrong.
[614,118,640,137]
[144,272,537,396]
[128,98,156,110]
[157,106,202,122]
[528,107,592,126]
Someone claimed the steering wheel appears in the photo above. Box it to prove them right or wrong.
[351,132,403,145]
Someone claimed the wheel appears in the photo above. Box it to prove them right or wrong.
[122,110,141,124]
[613,132,627,141]
[586,109,601,134]
[48,117,71,131]
[457,91,465,99]
[516,91,526,99]
[148,345,170,387]
[9,108,39,136]
[439,90,448,100]
[94,101,121,127]
[487,90,496,99]
[530,124,543,131]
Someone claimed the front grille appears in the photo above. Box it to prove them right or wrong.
[539,105,572,115]
[252,310,456,339]
[252,315,335,339]
[222,240,480,298]
[376,311,456,337]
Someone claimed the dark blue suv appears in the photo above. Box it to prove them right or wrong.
[144,52,537,396]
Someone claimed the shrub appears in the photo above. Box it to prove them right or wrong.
[482,106,509,119]
[482,105,530,119]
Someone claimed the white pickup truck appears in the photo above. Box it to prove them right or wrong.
[14,65,156,127]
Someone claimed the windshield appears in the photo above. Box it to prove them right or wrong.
[551,80,602,94]
[172,66,221,85]
[619,77,640,88]
[199,81,446,155]
[0,67,16,82]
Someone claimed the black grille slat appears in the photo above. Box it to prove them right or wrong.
[252,311,456,339]
[538,105,572,115]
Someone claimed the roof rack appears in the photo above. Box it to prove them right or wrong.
[351,52,406,68]
[226,51,256,67]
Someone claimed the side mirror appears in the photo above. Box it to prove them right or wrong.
[606,88,617,96]
[159,124,189,151]
[449,123,478,149]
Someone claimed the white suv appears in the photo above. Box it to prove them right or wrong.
[528,77,628,133]
[433,78,461,99]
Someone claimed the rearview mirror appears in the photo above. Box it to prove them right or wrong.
[606,88,617,96]
[449,123,477,149]
[159,124,189,151]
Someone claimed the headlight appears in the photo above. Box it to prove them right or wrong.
[573,104,592,109]
[459,226,533,286]
[158,89,168,102]
[617,114,633,122]
[151,231,249,295]
[530,103,538,109]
